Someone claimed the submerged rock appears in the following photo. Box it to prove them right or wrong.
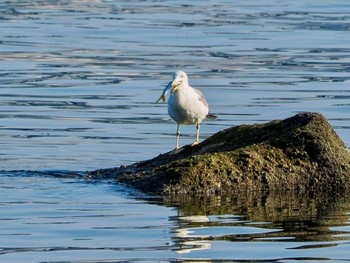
[86,112,350,195]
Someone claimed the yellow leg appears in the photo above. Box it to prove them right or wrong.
[192,122,200,146]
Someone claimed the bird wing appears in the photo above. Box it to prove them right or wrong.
[193,87,217,119]
[193,87,209,108]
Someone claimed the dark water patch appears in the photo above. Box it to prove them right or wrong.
[0,169,84,179]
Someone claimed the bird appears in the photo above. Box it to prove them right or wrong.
[156,71,216,151]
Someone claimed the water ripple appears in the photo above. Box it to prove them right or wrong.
[0,0,350,173]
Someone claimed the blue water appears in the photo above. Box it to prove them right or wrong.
[1,0,350,262]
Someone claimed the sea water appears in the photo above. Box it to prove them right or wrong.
[1,1,350,262]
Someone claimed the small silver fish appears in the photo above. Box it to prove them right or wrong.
[156,81,172,103]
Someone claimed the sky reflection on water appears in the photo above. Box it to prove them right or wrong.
[1,0,350,170]
[1,1,350,261]
[1,173,350,262]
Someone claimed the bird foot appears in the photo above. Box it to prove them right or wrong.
[170,147,183,155]
[191,141,199,146]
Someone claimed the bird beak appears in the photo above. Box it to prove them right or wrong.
[171,80,181,94]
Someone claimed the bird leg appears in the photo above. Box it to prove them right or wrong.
[170,124,182,154]
[175,123,180,150]
[172,122,200,154]
[192,122,200,146]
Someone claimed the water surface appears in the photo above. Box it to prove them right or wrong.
[1,0,350,170]
[1,173,350,263]
[1,0,350,262]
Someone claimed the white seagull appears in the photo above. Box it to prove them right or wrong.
[156,71,216,150]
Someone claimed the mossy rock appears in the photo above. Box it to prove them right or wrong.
[86,112,350,195]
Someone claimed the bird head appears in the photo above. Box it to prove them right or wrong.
[171,71,188,94]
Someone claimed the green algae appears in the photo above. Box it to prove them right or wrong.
[86,112,350,195]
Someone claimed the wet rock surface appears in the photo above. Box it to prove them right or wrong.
[86,112,350,195]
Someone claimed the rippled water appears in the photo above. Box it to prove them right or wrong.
[1,0,350,170]
[1,0,350,262]
[1,173,350,263]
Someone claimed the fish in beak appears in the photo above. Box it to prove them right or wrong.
[156,81,172,103]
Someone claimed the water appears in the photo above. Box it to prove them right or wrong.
[1,0,350,262]
[1,173,350,263]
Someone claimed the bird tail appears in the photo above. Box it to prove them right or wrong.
[206,114,217,119]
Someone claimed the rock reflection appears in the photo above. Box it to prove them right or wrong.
[165,191,350,254]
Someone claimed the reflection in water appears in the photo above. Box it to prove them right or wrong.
[1,0,350,262]
[173,215,212,254]
[165,191,350,259]
[0,172,350,262]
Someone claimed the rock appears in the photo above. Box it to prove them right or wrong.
[86,112,350,195]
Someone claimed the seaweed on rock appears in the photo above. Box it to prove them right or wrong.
[86,112,350,195]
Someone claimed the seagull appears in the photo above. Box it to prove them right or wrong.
[156,71,216,150]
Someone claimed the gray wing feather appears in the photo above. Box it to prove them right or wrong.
[193,88,209,108]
